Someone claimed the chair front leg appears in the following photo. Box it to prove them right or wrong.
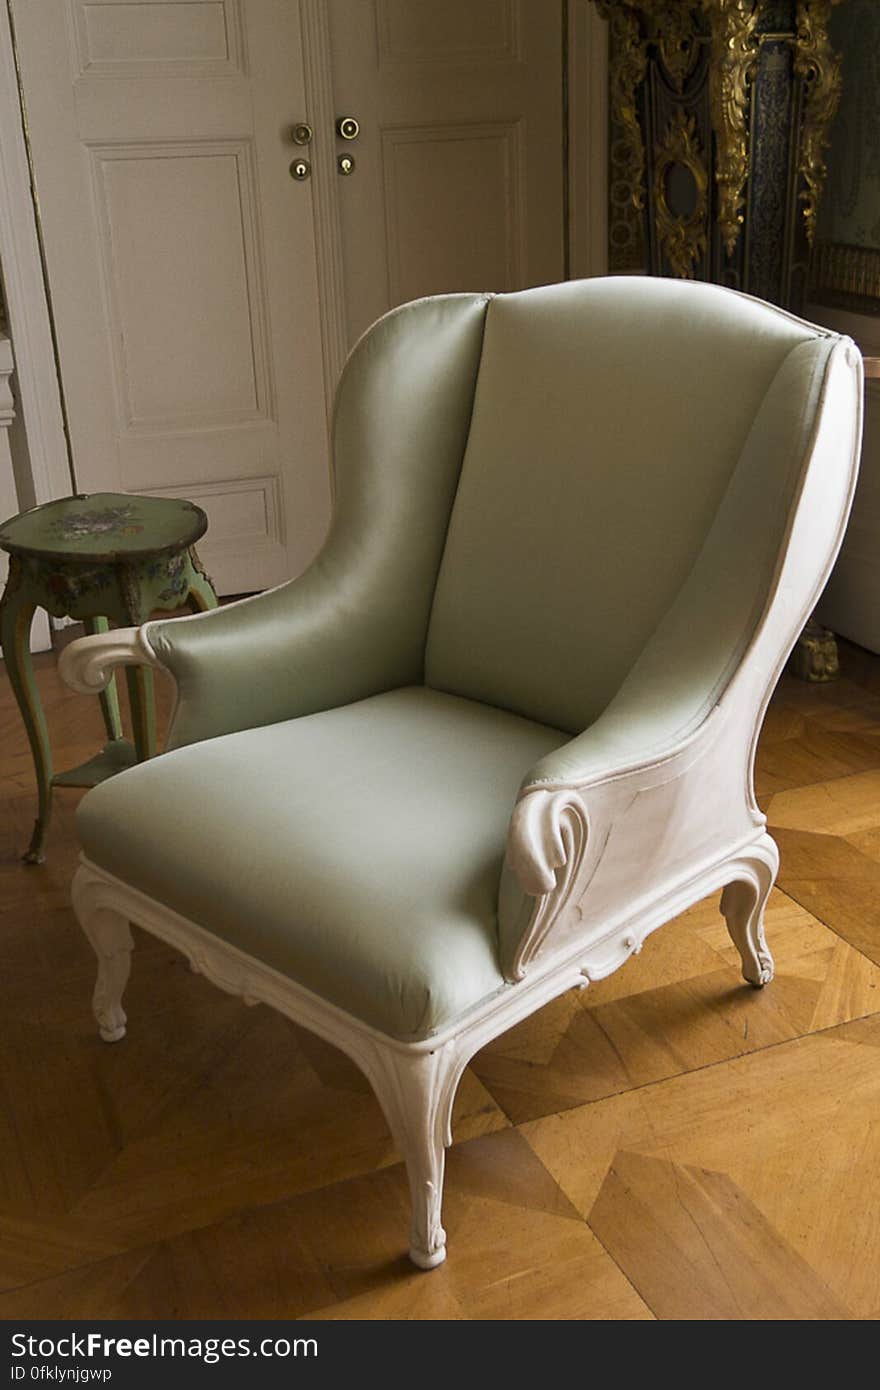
[72,866,134,1041]
[365,1038,463,1269]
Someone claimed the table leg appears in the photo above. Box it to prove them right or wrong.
[83,616,125,742]
[125,664,157,762]
[186,547,219,612]
[0,564,53,863]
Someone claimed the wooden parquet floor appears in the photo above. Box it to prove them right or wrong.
[2,641,880,1320]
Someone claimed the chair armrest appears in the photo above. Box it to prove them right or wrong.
[59,625,162,694]
[498,332,861,980]
[498,692,738,981]
[502,529,769,940]
[55,563,409,749]
[141,568,403,748]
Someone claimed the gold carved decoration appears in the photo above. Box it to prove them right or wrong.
[702,0,759,258]
[599,1,649,269]
[653,110,709,277]
[650,4,702,92]
[598,1,847,271]
[601,1,759,262]
[602,2,648,212]
[794,0,844,246]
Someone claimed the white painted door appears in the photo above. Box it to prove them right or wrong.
[328,0,565,346]
[11,0,332,594]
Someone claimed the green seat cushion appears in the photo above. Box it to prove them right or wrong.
[76,687,566,1040]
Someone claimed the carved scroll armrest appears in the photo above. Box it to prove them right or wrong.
[499,786,595,981]
[58,625,164,695]
[505,786,590,898]
[498,703,729,982]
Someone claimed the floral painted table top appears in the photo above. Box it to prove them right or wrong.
[0,493,207,563]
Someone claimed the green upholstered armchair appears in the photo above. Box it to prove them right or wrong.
[60,277,863,1268]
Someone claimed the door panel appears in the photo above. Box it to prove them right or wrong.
[12,0,331,594]
[375,1,519,63]
[330,0,565,345]
[73,1,242,74]
[382,122,525,303]
[94,142,272,429]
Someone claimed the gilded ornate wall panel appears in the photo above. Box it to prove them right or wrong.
[598,0,846,312]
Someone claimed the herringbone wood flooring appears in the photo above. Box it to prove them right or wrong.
[2,640,880,1320]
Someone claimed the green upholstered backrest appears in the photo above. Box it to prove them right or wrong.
[425,277,826,733]
[148,277,835,754]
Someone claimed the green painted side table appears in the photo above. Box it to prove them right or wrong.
[0,492,218,863]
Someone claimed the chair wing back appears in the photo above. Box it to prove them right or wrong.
[147,292,489,747]
[425,278,835,734]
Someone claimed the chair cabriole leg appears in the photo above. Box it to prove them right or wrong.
[366,1039,461,1270]
[72,866,134,1041]
[720,832,779,987]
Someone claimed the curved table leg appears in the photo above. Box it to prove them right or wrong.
[126,665,157,762]
[186,547,219,613]
[0,560,53,863]
[117,560,160,763]
[83,616,124,743]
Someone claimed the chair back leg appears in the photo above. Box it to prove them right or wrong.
[72,865,134,1042]
[719,833,779,988]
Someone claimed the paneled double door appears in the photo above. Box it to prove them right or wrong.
[14,1,565,594]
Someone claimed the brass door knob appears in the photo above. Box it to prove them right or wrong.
[290,158,311,181]
[291,123,313,146]
[336,116,360,141]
